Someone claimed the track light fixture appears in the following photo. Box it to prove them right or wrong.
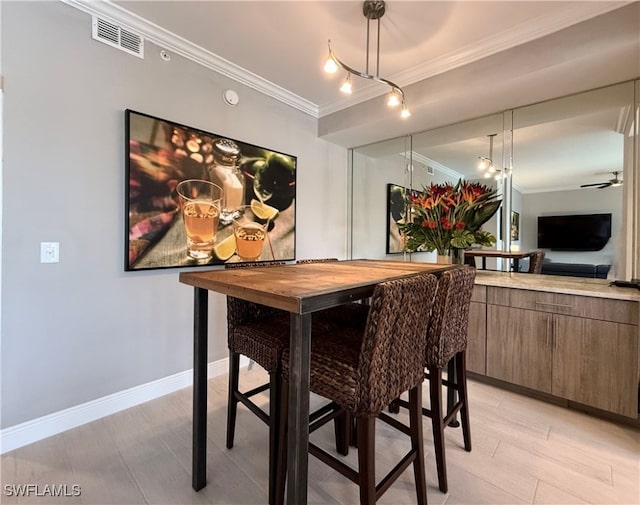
[323,1,410,119]
[478,133,510,181]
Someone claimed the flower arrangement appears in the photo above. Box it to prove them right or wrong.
[399,179,501,255]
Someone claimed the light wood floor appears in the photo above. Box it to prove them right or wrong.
[2,367,639,505]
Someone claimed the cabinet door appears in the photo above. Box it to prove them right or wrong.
[553,315,639,418]
[467,301,486,374]
[487,305,553,393]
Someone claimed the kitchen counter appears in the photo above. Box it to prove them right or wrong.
[471,269,640,421]
[474,271,640,302]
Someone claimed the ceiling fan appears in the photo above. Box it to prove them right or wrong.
[580,171,623,189]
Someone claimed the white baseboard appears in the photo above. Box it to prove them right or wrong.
[0,356,248,455]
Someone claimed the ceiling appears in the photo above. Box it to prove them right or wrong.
[108,1,631,116]
[69,0,639,191]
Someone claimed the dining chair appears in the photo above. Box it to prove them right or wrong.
[389,265,476,493]
[225,260,354,504]
[276,273,439,505]
[224,261,289,505]
[425,266,476,493]
[527,250,545,274]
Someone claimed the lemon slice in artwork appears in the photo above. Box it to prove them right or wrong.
[213,234,236,260]
[251,199,279,221]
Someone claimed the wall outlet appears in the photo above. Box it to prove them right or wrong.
[40,242,60,263]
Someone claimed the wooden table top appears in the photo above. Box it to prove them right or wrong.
[464,249,532,259]
[179,259,453,313]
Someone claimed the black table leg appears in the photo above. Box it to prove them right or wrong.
[513,258,520,272]
[287,313,311,505]
[481,257,487,270]
[193,287,208,491]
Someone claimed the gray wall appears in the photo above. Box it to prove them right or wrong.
[1,2,348,428]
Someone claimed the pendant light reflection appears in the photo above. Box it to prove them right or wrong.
[478,133,511,180]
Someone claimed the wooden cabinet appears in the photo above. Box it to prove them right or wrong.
[487,305,553,393]
[485,287,639,418]
[553,315,637,417]
[467,286,487,374]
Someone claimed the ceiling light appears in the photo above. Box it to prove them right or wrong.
[478,157,491,171]
[340,74,353,94]
[324,56,338,74]
[323,1,409,119]
[478,134,496,172]
[387,89,400,107]
[478,133,512,180]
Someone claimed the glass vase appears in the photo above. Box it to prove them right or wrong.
[436,249,465,265]
[451,248,465,265]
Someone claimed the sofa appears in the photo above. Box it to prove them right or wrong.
[539,261,611,279]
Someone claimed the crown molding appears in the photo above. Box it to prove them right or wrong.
[60,0,320,117]
[61,0,629,120]
[411,153,462,181]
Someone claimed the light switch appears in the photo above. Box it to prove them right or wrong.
[40,242,60,263]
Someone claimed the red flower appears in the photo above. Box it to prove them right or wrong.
[422,219,438,229]
[440,217,453,230]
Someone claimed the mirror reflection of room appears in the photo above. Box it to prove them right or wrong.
[350,80,636,279]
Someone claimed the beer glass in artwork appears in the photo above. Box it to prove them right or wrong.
[176,179,222,261]
[232,206,268,261]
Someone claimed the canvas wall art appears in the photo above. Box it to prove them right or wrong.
[125,109,296,270]
[386,183,422,254]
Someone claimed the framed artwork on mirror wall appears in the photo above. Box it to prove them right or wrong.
[386,183,423,254]
[511,210,520,241]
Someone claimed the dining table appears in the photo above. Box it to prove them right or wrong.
[464,249,532,271]
[179,258,455,504]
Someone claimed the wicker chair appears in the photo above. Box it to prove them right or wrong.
[225,261,289,505]
[527,250,545,274]
[390,266,476,493]
[225,260,351,504]
[276,273,439,505]
[426,266,476,493]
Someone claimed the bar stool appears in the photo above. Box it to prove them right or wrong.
[527,251,545,274]
[225,261,289,505]
[276,273,439,505]
[426,266,475,493]
[225,261,353,504]
[390,266,476,493]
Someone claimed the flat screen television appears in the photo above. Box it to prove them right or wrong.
[537,213,612,251]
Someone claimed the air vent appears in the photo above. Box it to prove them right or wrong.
[92,16,144,59]
[426,165,435,176]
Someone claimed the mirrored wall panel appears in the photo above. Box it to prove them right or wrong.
[349,80,638,278]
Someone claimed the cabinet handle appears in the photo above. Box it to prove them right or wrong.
[546,317,552,347]
[535,301,573,309]
[553,318,558,350]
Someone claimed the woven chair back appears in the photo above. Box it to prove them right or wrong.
[528,251,545,274]
[355,273,438,416]
[425,266,477,369]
